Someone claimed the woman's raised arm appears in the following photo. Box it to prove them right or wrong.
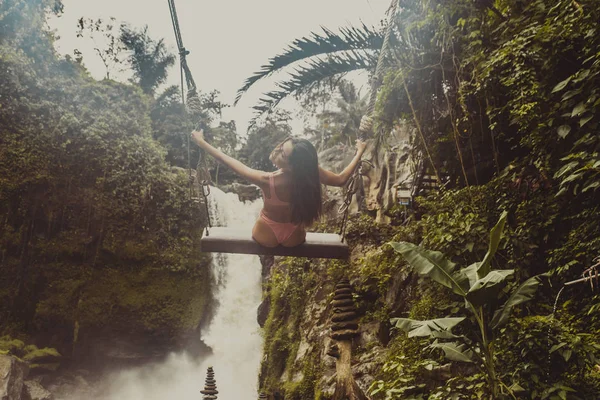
[191,130,268,187]
[319,139,367,187]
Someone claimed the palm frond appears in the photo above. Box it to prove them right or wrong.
[247,50,377,128]
[235,24,383,105]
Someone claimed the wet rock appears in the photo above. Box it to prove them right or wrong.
[326,343,340,358]
[330,280,359,340]
[332,311,357,323]
[331,299,354,308]
[257,296,270,328]
[0,354,29,400]
[22,380,53,400]
[200,366,218,399]
[219,182,261,202]
[45,372,93,400]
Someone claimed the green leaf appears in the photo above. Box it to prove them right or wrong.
[582,181,600,193]
[429,341,474,363]
[571,102,587,117]
[579,115,593,127]
[552,77,571,93]
[389,242,465,296]
[557,125,571,139]
[509,383,526,392]
[550,342,567,353]
[454,262,480,292]
[561,89,581,101]
[392,317,465,338]
[466,270,515,307]
[554,161,580,179]
[490,274,545,330]
[477,211,508,279]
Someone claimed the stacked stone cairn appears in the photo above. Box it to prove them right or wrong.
[200,366,218,399]
[330,279,359,340]
[258,393,268,399]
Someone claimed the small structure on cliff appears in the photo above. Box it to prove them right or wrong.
[258,392,268,399]
[329,279,367,400]
[200,366,218,399]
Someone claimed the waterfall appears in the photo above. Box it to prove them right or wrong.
[87,187,264,400]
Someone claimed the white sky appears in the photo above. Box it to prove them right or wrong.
[49,0,390,133]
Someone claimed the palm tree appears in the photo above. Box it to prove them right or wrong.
[234,24,384,122]
[307,80,368,150]
[120,24,176,95]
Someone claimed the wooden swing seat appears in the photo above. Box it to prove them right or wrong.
[200,227,349,259]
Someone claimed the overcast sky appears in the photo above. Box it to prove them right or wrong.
[49,0,390,133]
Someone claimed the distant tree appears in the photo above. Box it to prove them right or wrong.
[119,24,176,95]
[75,17,126,79]
[239,110,293,171]
[151,86,234,175]
[305,80,367,150]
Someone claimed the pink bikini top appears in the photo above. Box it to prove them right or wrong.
[263,172,290,206]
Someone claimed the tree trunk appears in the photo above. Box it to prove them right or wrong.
[332,340,368,400]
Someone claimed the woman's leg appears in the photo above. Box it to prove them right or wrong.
[252,218,279,248]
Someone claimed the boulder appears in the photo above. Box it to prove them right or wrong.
[257,296,271,328]
[218,182,261,202]
[0,354,29,400]
[22,381,53,400]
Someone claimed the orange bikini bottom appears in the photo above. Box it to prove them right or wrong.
[259,211,301,244]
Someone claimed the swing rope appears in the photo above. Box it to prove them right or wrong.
[167,0,212,236]
[365,0,399,118]
[337,1,398,239]
[338,160,373,241]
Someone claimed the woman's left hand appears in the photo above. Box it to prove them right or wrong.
[191,129,205,144]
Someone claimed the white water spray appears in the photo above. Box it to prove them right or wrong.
[76,187,264,400]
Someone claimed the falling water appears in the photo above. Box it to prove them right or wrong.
[70,187,264,400]
[547,286,566,382]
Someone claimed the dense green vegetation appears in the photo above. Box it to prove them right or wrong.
[254,0,600,399]
[0,0,214,363]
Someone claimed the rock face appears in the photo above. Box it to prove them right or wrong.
[22,380,53,400]
[0,355,29,400]
[219,182,261,202]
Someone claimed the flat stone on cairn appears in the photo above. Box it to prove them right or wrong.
[200,366,218,399]
[330,279,359,341]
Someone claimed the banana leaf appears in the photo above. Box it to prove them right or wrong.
[392,317,465,338]
[429,340,474,363]
[389,242,465,296]
[477,210,508,279]
[465,270,514,307]
[490,274,545,329]
[453,262,480,292]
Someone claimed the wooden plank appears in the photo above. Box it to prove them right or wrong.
[200,227,349,259]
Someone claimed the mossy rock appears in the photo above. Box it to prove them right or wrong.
[29,362,61,373]
[23,347,61,363]
[24,344,37,353]
[0,337,25,356]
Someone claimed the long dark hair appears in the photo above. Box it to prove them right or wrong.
[288,138,322,225]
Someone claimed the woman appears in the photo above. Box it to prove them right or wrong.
[191,129,367,247]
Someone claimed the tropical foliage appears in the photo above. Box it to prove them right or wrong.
[390,212,546,398]
[234,24,383,121]
[0,0,214,363]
